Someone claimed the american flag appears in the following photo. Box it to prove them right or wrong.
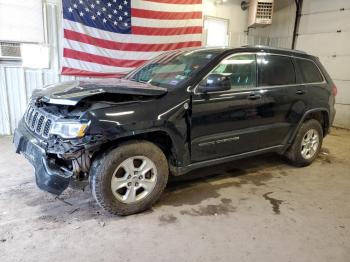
[61,0,203,77]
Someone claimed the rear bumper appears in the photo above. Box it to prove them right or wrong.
[13,120,71,195]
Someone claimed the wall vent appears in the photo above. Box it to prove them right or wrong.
[248,0,274,27]
[0,42,22,60]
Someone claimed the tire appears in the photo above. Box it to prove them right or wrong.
[286,119,323,167]
[90,140,169,216]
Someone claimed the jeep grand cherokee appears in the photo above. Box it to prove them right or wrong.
[14,46,336,215]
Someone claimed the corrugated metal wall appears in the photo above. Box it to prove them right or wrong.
[0,2,77,135]
[0,1,274,135]
[248,0,296,49]
[0,67,77,135]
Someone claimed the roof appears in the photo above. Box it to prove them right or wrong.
[161,46,313,60]
[241,45,307,55]
[194,45,310,58]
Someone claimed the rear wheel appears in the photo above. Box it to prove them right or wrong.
[90,140,168,215]
[286,119,323,167]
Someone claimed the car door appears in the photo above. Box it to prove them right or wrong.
[190,53,266,162]
[255,53,306,149]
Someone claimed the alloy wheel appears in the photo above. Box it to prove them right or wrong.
[300,129,320,159]
[111,156,157,204]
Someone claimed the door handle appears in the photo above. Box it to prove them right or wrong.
[248,93,262,100]
[296,90,306,95]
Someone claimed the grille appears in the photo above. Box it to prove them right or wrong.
[256,2,273,20]
[24,104,54,138]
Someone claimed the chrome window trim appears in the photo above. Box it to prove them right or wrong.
[193,51,327,95]
[193,52,257,95]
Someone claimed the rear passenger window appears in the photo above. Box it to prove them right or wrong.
[296,58,324,83]
[258,55,296,86]
[211,54,257,90]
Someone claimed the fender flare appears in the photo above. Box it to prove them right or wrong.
[288,107,330,144]
[106,127,188,165]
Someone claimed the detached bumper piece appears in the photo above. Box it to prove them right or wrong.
[14,122,71,195]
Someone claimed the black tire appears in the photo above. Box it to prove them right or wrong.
[286,119,323,167]
[90,140,169,216]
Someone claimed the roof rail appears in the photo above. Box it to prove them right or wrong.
[241,45,307,54]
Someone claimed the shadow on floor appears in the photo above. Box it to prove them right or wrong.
[157,153,290,208]
[18,150,317,223]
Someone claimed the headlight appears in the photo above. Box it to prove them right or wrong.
[50,120,90,139]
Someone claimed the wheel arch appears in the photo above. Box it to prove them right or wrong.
[95,129,185,167]
[289,108,330,144]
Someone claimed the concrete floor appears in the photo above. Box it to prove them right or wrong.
[0,128,349,262]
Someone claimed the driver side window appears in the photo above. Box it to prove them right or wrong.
[211,54,257,90]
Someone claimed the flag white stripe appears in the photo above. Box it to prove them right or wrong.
[63,20,202,44]
[63,38,162,60]
[131,1,202,12]
[62,57,135,73]
[132,17,202,28]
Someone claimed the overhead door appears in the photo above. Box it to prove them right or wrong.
[296,0,350,128]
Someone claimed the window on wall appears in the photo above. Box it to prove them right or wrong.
[0,0,49,68]
[295,58,324,83]
[204,17,229,47]
[258,55,296,86]
[0,0,44,43]
[211,54,257,89]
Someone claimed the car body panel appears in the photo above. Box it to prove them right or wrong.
[13,46,336,195]
[32,78,167,106]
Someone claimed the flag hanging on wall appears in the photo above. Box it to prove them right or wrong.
[61,0,203,77]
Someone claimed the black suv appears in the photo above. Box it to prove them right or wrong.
[14,46,336,215]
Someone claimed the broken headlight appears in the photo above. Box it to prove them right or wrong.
[50,120,90,139]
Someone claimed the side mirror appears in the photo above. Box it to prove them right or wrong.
[197,74,231,93]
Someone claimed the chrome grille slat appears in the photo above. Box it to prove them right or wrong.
[31,112,39,129]
[27,108,35,123]
[24,104,54,139]
[36,115,45,134]
[43,119,52,138]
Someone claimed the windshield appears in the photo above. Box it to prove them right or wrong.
[126,49,222,88]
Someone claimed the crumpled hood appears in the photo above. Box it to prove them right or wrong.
[32,78,167,106]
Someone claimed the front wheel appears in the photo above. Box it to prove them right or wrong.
[90,140,169,216]
[286,119,323,167]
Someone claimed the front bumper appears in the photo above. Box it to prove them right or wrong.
[13,120,71,195]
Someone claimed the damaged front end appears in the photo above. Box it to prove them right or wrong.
[14,79,167,195]
[14,99,106,195]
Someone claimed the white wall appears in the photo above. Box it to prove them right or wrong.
[0,0,250,135]
[203,0,248,47]
[0,1,76,135]
[247,0,350,128]
[296,0,350,128]
[248,0,296,48]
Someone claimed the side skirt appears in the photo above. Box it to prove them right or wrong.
[170,145,286,176]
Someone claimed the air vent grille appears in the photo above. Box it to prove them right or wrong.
[256,2,273,20]
[248,0,274,27]
[0,42,21,60]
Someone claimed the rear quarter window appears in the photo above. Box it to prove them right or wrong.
[257,55,296,86]
[296,58,324,83]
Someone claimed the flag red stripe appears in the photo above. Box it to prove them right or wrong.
[132,26,202,36]
[61,67,125,77]
[63,48,146,68]
[144,0,202,4]
[64,29,202,52]
[131,8,202,20]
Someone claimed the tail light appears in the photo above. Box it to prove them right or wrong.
[332,84,337,96]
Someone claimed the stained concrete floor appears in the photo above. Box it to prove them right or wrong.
[0,128,349,262]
